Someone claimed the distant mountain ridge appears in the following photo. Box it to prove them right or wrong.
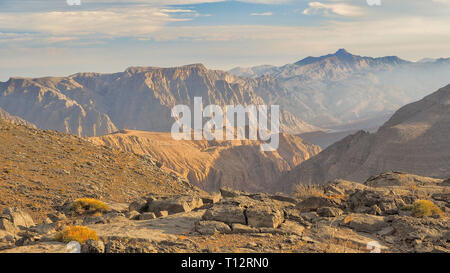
[229,49,450,129]
[294,48,408,68]
[278,83,450,191]
[0,64,317,137]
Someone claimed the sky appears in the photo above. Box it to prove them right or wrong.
[1,0,450,80]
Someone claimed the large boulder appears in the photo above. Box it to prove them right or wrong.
[348,188,411,215]
[0,230,17,249]
[128,198,148,213]
[202,204,246,225]
[0,218,17,233]
[0,207,35,231]
[246,206,284,229]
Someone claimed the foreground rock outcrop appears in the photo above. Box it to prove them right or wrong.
[2,172,448,253]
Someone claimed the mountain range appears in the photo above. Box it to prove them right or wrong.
[230,49,450,129]
[0,64,316,137]
[279,84,450,191]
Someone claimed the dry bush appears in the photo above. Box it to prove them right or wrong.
[294,183,325,200]
[410,200,443,217]
[55,226,98,243]
[71,198,110,215]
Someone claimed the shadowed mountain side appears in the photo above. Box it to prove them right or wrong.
[278,84,450,192]
[0,64,316,137]
[230,49,450,128]
[90,130,321,193]
[0,107,37,128]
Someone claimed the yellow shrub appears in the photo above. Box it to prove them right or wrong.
[294,183,345,200]
[294,183,324,200]
[343,214,354,224]
[71,198,110,215]
[55,226,98,243]
[411,200,443,217]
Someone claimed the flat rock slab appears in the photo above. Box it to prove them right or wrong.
[90,210,205,242]
[314,226,388,252]
[231,224,259,234]
[203,204,246,225]
[0,242,68,253]
[297,196,341,212]
[147,196,203,215]
[344,214,389,233]
[195,221,231,235]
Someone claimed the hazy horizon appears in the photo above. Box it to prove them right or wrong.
[1,0,450,80]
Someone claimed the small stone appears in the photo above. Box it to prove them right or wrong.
[201,193,222,204]
[317,207,343,217]
[269,194,298,204]
[0,218,17,233]
[156,210,169,218]
[128,199,147,213]
[246,242,258,249]
[125,210,140,220]
[47,212,66,222]
[220,187,243,198]
[377,226,395,236]
[278,221,305,235]
[139,212,157,220]
[298,196,341,212]
[195,220,231,235]
[231,223,259,234]
[300,212,318,222]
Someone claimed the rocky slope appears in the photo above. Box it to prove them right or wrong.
[0,107,36,128]
[90,130,321,193]
[231,49,450,128]
[0,64,316,137]
[0,118,202,221]
[279,84,450,189]
[1,172,448,253]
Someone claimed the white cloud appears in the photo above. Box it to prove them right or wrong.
[250,12,273,16]
[0,7,185,37]
[303,2,364,17]
[160,9,195,13]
